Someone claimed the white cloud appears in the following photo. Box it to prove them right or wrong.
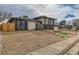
[73,9,79,18]
[23,4,73,21]
[0,4,79,22]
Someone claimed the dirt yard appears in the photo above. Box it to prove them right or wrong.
[1,30,76,55]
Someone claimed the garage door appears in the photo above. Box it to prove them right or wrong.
[28,21,36,30]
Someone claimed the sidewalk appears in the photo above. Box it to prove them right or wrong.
[27,33,79,55]
[64,41,79,55]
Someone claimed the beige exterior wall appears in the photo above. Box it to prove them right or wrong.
[45,18,49,24]
[38,18,44,24]
[36,18,54,25]
[27,21,36,30]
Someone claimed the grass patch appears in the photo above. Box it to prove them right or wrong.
[58,31,70,35]
[56,31,71,38]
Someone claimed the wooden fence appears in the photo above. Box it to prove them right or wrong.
[0,24,2,30]
[2,23,15,32]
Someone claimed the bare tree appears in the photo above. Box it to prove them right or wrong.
[72,19,79,30]
[0,11,12,22]
[59,20,66,29]
[73,19,79,27]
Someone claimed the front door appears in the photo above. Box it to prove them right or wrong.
[19,20,27,30]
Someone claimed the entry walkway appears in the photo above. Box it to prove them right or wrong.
[27,33,79,55]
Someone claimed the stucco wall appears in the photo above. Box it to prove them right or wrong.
[27,21,36,30]
[37,18,55,25]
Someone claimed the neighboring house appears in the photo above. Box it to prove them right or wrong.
[33,16,57,30]
[73,19,79,28]
[7,17,36,31]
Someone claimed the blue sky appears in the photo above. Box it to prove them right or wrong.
[0,4,79,21]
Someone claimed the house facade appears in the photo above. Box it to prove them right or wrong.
[33,16,56,30]
[7,17,36,31]
[6,16,57,31]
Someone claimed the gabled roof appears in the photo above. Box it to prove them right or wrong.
[33,16,56,20]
